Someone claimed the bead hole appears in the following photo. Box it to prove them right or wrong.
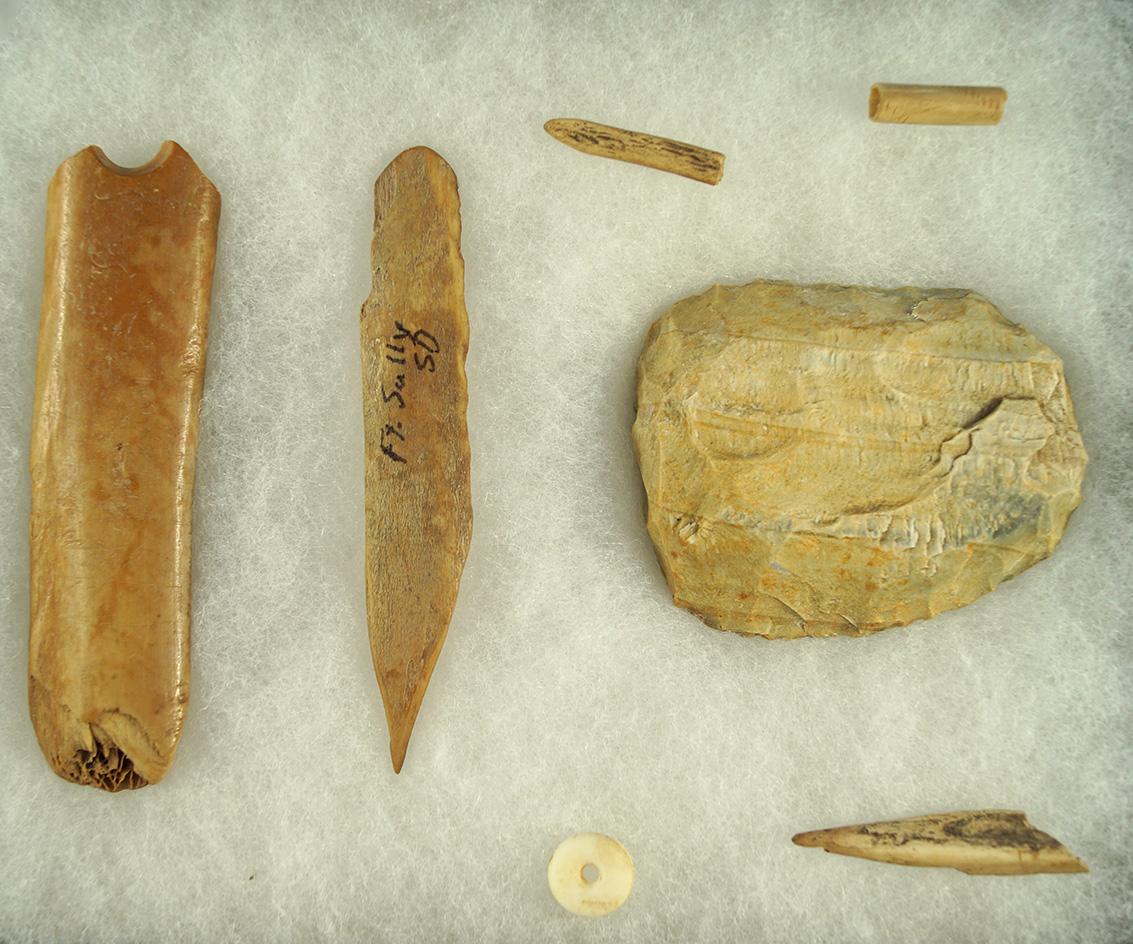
[580,863,600,884]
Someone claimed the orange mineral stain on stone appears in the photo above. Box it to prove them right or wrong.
[633,280,1087,638]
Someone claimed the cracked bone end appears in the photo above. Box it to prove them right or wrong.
[29,679,170,791]
[632,280,1087,638]
[793,811,1088,875]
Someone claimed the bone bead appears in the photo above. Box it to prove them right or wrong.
[547,833,635,916]
[869,83,1007,125]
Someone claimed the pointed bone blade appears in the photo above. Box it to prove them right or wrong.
[360,147,472,773]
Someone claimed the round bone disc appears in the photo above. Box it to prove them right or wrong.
[547,832,634,916]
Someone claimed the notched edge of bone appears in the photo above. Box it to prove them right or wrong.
[87,140,180,177]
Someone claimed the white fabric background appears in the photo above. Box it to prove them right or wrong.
[0,1,1130,941]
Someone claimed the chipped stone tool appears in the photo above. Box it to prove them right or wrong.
[793,811,1088,875]
[633,280,1087,638]
[29,142,220,790]
[360,147,472,773]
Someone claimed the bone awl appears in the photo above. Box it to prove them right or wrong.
[360,147,472,773]
[29,142,220,790]
[792,810,1088,875]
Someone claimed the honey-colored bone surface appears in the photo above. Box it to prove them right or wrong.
[29,143,220,790]
[869,83,1007,125]
[360,147,472,773]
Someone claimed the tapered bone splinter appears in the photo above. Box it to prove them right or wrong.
[793,810,1087,875]
[544,118,725,185]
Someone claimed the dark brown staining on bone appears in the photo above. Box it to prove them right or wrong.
[545,118,724,185]
[941,813,1061,850]
[66,735,148,792]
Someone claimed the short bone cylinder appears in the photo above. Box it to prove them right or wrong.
[869,83,1007,125]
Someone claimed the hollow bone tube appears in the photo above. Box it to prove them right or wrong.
[869,84,1007,125]
[29,142,220,791]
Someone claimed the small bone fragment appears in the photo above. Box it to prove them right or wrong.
[633,280,1087,638]
[29,142,220,791]
[869,83,1007,124]
[548,833,635,916]
[792,811,1088,875]
[360,147,472,773]
[544,118,724,185]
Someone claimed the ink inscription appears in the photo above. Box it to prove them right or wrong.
[379,319,441,464]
